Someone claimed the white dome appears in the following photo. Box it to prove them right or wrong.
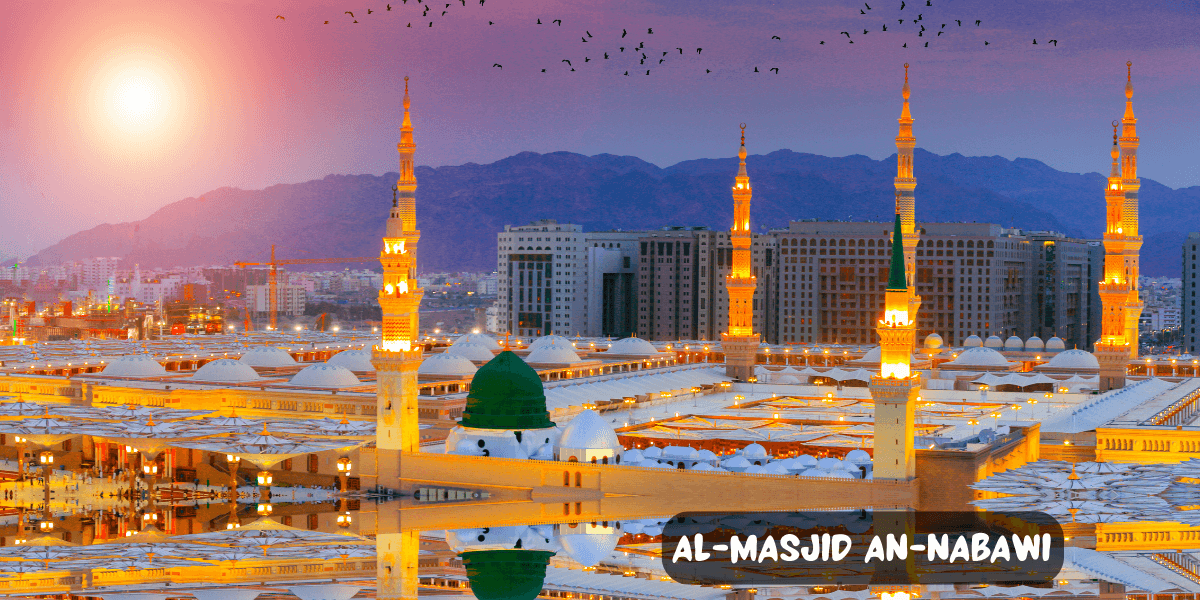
[451,333,501,351]
[946,347,1011,368]
[525,345,582,365]
[191,359,261,383]
[963,335,983,348]
[239,346,297,367]
[606,337,660,356]
[558,409,620,451]
[325,349,374,372]
[622,448,645,464]
[101,354,167,377]
[984,336,1004,349]
[417,353,478,376]
[1046,337,1066,351]
[1025,336,1045,351]
[444,343,496,362]
[924,333,944,349]
[1004,336,1023,350]
[775,375,800,384]
[1044,349,1099,370]
[742,443,768,460]
[844,449,872,465]
[527,335,574,352]
[289,364,361,388]
[559,525,623,568]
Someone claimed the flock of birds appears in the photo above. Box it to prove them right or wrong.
[271,0,1061,75]
[828,0,1058,49]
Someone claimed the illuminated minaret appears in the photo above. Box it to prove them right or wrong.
[372,76,425,484]
[722,124,760,380]
[1096,63,1143,391]
[869,214,920,481]
[895,64,919,289]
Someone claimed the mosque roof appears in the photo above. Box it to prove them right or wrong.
[1042,349,1100,370]
[1004,335,1023,350]
[605,337,660,356]
[325,349,374,372]
[1045,336,1066,351]
[527,335,574,352]
[945,347,1011,368]
[963,335,983,347]
[190,359,262,383]
[100,354,168,378]
[452,333,501,351]
[418,353,479,377]
[288,364,361,388]
[558,409,620,451]
[984,335,1004,348]
[444,342,497,362]
[239,346,298,367]
[1025,336,1045,351]
[460,351,553,430]
[525,345,583,365]
[461,550,556,600]
[923,333,943,349]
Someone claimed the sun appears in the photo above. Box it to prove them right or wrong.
[104,66,170,134]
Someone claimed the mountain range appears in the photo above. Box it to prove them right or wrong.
[26,148,1200,277]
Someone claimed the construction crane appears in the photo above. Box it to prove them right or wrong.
[234,245,375,331]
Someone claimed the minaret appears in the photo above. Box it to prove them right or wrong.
[869,214,920,481]
[895,64,918,287]
[372,76,425,485]
[1095,63,1142,391]
[1119,61,1144,358]
[722,124,760,380]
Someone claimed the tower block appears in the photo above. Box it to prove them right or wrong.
[723,124,760,380]
[372,77,425,485]
[870,214,920,481]
[1096,63,1143,391]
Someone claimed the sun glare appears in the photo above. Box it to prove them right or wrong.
[104,67,169,134]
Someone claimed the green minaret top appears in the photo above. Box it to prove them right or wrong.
[459,350,555,430]
[461,549,555,600]
[887,213,907,291]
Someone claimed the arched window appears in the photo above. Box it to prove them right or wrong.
[800,239,808,246]
[987,241,994,248]
[563,471,570,486]
[602,456,609,465]
[575,472,582,487]
[936,240,944,248]
[819,239,827,247]
[567,456,578,462]
[838,239,847,247]
[957,240,965,248]
[867,239,875,247]
[591,456,597,464]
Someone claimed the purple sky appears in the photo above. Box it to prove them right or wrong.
[3,0,1200,259]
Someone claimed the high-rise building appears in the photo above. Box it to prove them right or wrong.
[80,257,121,294]
[372,77,425,484]
[1096,62,1144,391]
[775,221,1032,347]
[246,283,307,317]
[495,220,586,336]
[1027,232,1100,350]
[1183,233,1200,354]
[584,232,640,338]
[722,126,761,380]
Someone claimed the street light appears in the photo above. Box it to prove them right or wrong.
[38,451,54,465]
[337,512,353,527]
[256,471,273,486]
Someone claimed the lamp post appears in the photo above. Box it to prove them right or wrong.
[226,454,241,504]
[336,457,353,493]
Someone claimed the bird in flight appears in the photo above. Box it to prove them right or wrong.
[926,0,931,4]
[841,31,851,37]
[581,36,587,42]
[900,1,905,8]
[937,31,942,36]
[865,2,872,8]
[388,4,392,10]
[754,67,760,72]
[955,19,961,26]
[537,18,542,24]
[647,27,653,33]
[604,52,609,58]
[696,47,702,53]
[659,58,664,64]
[585,56,591,62]
[275,15,285,20]
[1032,39,1037,44]
[677,47,683,54]
[860,9,866,14]
[367,8,373,14]
[976,20,981,25]
[863,28,869,34]
[984,40,989,45]
[899,19,904,24]
[493,63,502,68]
[902,42,907,47]
[345,11,354,17]
[407,22,412,26]
[324,20,329,23]
[587,30,593,37]
[1049,39,1058,46]
[941,23,946,28]
[542,69,547,72]
[354,19,360,23]
[706,69,711,73]
[488,21,493,24]
[622,28,627,38]
[553,19,561,25]
[770,67,779,73]
[882,24,887,31]
[563,59,572,66]
[924,41,928,46]
[820,40,825,44]
[624,71,629,75]
[442,11,447,16]
[771,35,781,39]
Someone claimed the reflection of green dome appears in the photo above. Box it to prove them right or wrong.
[460,351,554,430]
[462,550,554,600]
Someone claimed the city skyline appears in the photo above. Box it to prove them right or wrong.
[5,0,1200,259]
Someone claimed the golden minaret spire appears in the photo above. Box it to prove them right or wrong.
[1096,62,1143,391]
[895,63,918,289]
[722,123,760,380]
[373,75,425,483]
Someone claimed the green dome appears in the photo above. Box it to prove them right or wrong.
[459,351,555,430]
[462,550,554,600]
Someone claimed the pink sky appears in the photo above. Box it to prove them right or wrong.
[3,0,1200,259]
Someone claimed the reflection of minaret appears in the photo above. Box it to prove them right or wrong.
[722,124,760,380]
[372,77,425,485]
[1096,63,1143,391]
[869,215,920,481]
[378,529,419,600]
